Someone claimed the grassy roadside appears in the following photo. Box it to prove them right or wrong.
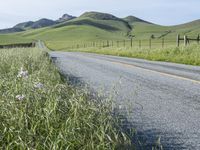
[0,48,131,149]
[64,44,200,66]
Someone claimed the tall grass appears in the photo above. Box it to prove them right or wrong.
[68,44,200,65]
[0,48,131,149]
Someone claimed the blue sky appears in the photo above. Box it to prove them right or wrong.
[0,0,199,29]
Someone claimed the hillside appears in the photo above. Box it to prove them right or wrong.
[130,20,200,40]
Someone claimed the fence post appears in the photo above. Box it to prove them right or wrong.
[139,40,141,49]
[162,38,164,48]
[149,39,151,49]
[184,35,187,46]
[197,34,200,44]
[177,34,180,47]
[131,38,133,47]
[107,40,109,47]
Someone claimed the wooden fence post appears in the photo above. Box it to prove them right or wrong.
[131,38,133,47]
[197,34,200,44]
[149,39,151,49]
[139,40,141,49]
[184,35,187,46]
[177,34,180,47]
[162,38,164,48]
[107,40,109,47]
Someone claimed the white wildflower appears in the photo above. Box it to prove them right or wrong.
[34,82,44,89]
[17,67,28,79]
[16,95,25,101]
[119,105,123,110]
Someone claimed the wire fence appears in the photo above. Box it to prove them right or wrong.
[67,38,178,50]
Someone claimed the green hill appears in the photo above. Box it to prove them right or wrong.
[130,19,200,40]
[80,11,122,21]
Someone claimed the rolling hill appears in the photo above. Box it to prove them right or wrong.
[0,14,75,34]
[0,11,200,50]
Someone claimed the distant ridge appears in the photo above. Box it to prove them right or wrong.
[0,14,75,34]
[57,14,76,22]
[172,19,200,28]
[31,18,56,29]
[0,28,25,34]
[13,19,57,30]
[80,11,122,21]
[124,16,152,24]
[14,21,34,29]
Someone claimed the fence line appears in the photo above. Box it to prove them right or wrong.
[66,34,199,49]
[0,42,36,49]
[69,38,174,49]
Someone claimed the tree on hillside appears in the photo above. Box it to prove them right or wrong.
[150,34,155,39]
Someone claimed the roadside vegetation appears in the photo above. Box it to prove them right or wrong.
[66,44,200,66]
[0,48,131,149]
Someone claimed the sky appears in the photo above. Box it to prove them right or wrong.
[0,0,199,29]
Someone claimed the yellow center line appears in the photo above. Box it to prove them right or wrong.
[108,60,200,84]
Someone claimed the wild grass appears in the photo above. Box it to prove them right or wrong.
[0,34,31,45]
[67,44,200,66]
[0,48,131,149]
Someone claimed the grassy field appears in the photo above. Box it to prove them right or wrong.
[66,44,200,66]
[0,48,131,149]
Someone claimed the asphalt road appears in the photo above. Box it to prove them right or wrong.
[49,52,200,150]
